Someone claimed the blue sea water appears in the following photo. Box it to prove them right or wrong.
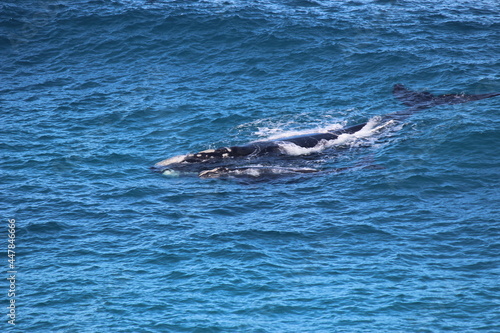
[1,0,500,331]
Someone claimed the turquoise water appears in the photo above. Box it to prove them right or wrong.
[2,0,500,331]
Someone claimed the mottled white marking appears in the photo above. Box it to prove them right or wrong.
[198,168,220,178]
[154,154,187,166]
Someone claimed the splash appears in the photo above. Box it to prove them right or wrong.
[272,117,399,157]
[199,165,320,179]
[257,122,345,141]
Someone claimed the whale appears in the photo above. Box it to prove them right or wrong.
[151,121,369,175]
[152,84,499,177]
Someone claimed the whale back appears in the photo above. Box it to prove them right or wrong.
[392,84,435,107]
[393,84,500,108]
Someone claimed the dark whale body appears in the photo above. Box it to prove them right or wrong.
[152,122,367,174]
[392,84,500,108]
[152,84,499,177]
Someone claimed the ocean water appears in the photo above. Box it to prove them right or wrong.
[2,0,500,332]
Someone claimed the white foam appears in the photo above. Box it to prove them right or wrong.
[259,123,344,142]
[199,165,320,178]
[274,117,399,156]
[333,117,398,147]
[277,141,329,156]
[162,170,181,177]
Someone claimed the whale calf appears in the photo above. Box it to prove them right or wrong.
[152,84,499,178]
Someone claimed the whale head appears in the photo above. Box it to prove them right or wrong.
[151,147,237,174]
